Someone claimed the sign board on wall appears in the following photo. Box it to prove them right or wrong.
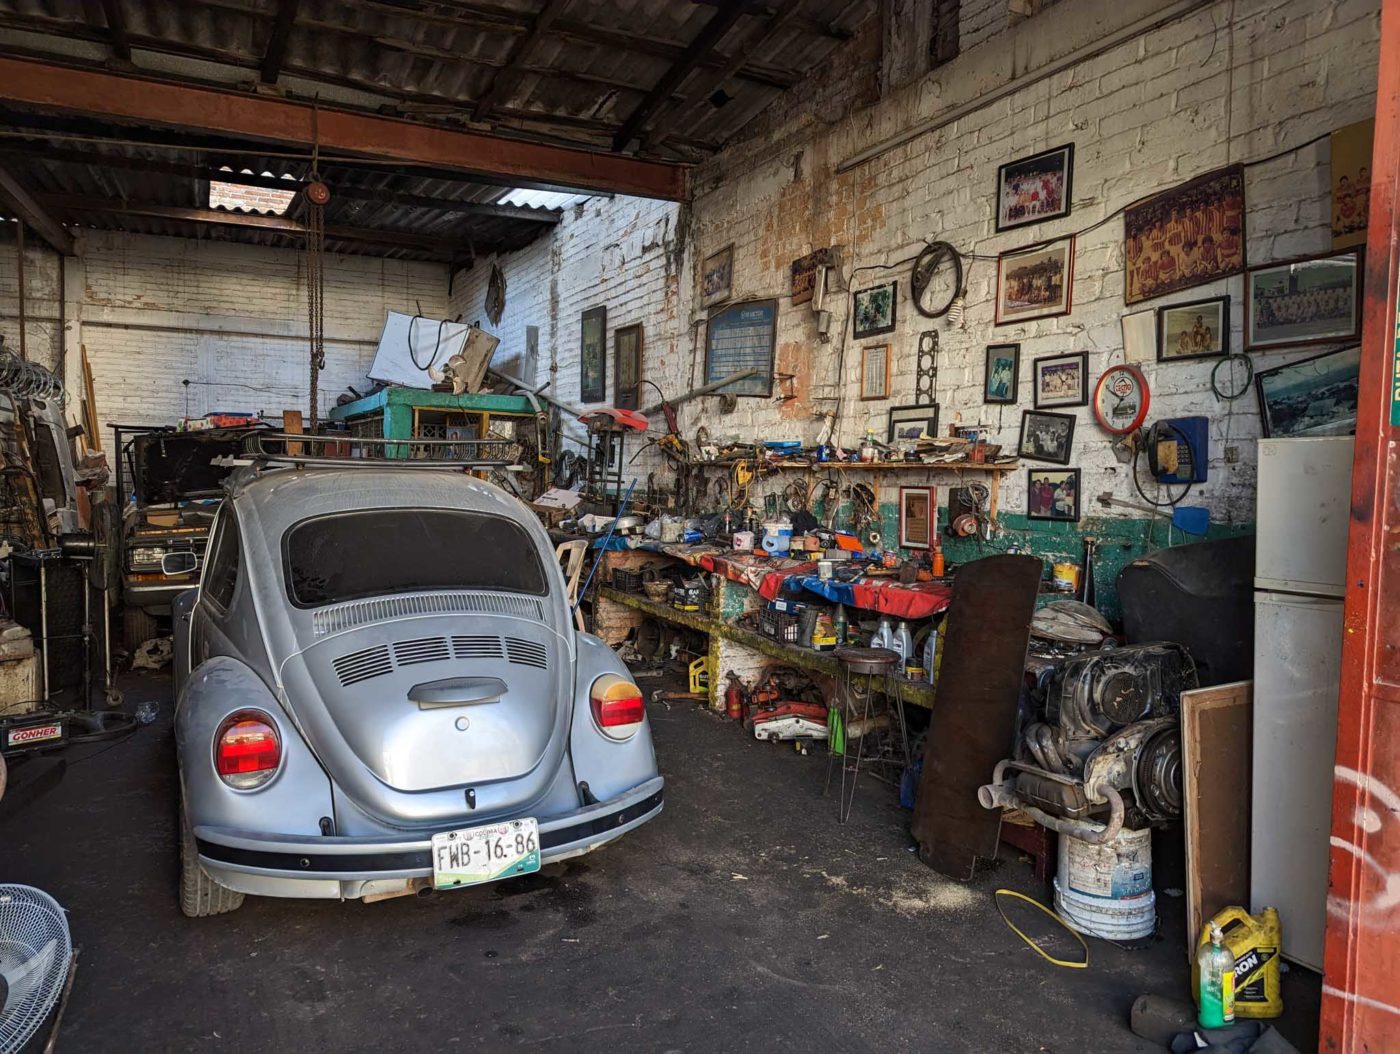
[790,248,835,306]
[705,300,777,397]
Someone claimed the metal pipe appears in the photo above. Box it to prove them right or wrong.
[639,368,760,415]
[38,558,49,702]
[15,219,26,361]
[1019,787,1126,846]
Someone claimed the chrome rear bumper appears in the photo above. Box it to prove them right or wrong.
[194,776,664,900]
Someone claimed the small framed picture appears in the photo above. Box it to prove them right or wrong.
[899,487,935,549]
[1254,345,1360,438]
[860,344,890,400]
[1157,296,1230,362]
[887,403,939,445]
[701,244,734,308]
[984,343,1020,403]
[613,323,643,409]
[995,237,1075,325]
[1018,410,1076,465]
[1027,467,1080,522]
[853,281,897,339]
[996,143,1074,232]
[1245,248,1362,351]
[1032,351,1089,408]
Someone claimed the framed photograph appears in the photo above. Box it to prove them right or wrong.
[1157,296,1230,362]
[899,487,935,550]
[1245,248,1362,352]
[996,143,1074,232]
[1027,467,1081,522]
[860,344,890,400]
[995,237,1075,325]
[1254,345,1360,438]
[1018,410,1076,465]
[984,343,1020,403]
[1124,164,1245,305]
[579,305,607,403]
[701,244,733,308]
[1332,119,1374,250]
[613,323,643,410]
[853,281,897,338]
[1032,351,1088,409]
[887,403,939,445]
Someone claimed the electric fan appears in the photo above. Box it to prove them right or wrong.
[0,885,71,1054]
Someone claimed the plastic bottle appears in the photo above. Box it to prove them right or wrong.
[922,625,939,685]
[833,604,849,646]
[1197,921,1236,1028]
[872,616,896,652]
[894,620,914,665]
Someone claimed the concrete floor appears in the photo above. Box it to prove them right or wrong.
[1,672,1320,1053]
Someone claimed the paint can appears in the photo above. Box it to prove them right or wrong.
[733,530,755,551]
[1053,827,1156,940]
[1051,562,1081,593]
[817,560,834,580]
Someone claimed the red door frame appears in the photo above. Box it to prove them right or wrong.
[1322,0,1400,1047]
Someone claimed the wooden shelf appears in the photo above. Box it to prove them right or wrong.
[598,586,938,709]
[688,459,1016,472]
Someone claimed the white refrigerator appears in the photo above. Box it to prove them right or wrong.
[1251,436,1352,971]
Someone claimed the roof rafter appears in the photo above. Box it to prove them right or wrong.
[471,0,571,122]
[0,164,75,255]
[259,0,302,85]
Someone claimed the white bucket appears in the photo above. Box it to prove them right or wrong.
[1053,827,1155,940]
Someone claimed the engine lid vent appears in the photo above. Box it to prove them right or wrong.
[452,635,505,660]
[393,637,452,667]
[332,644,393,687]
[505,638,549,670]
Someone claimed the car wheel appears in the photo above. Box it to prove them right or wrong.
[179,796,244,918]
[124,606,158,652]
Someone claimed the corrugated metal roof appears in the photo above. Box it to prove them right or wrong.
[0,0,875,257]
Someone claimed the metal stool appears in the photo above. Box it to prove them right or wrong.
[825,646,909,824]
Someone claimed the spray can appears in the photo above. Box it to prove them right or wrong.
[1197,921,1236,1028]
[832,604,849,646]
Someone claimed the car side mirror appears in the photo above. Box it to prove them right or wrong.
[162,551,199,576]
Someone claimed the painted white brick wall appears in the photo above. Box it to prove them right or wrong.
[0,228,449,429]
[465,0,1379,527]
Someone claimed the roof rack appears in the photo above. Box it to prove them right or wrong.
[214,432,518,470]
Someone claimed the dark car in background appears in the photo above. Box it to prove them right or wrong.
[114,427,249,648]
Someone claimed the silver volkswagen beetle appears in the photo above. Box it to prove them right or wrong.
[172,458,662,916]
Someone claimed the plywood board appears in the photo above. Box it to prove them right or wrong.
[80,345,100,452]
[1183,680,1253,956]
[282,409,304,456]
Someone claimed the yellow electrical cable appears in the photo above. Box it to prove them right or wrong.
[993,889,1089,969]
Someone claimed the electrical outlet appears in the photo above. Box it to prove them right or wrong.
[1224,445,1240,464]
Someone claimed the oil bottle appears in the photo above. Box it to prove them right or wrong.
[1197,921,1236,1029]
[1193,906,1284,1019]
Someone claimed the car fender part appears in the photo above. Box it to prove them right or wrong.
[570,634,657,803]
[177,656,333,836]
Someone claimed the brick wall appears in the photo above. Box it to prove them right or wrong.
[463,0,1379,533]
[0,228,450,429]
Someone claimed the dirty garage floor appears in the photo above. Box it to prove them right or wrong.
[1,672,1319,1053]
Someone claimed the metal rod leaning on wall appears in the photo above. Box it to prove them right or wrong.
[639,368,760,416]
[15,219,25,360]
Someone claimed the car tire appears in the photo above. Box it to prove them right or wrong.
[179,796,244,918]
[124,606,159,652]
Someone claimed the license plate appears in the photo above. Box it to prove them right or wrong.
[431,817,541,890]
[6,722,62,748]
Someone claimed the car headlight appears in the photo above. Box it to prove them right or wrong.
[128,546,166,568]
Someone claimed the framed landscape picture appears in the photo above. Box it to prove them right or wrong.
[853,282,897,338]
[1124,164,1245,305]
[995,238,1075,325]
[579,305,607,403]
[1158,296,1230,362]
[984,343,1020,403]
[701,244,733,308]
[1032,351,1088,408]
[1027,467,1080,522]
[996,143,1074,232]
[1018,410,1076,465]
[1245,248,1362,351]
[1254,345,1360,438]
[613,323,642,409]
[887,403,939,445]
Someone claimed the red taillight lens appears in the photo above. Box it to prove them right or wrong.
[214,710,281,790]
[590,677,646,740]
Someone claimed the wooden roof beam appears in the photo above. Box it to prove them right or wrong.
[0,56,689,200]
[612,1,749,151]
[259,0,302,85]
[471,0,571,122]
[0,164,75,255]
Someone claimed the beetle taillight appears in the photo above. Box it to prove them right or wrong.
[214,710,282,790]
[590,677,646,740]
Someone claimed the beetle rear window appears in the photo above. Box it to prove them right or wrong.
[283,509,548,607]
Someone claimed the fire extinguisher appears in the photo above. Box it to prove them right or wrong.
[724,673,747,721]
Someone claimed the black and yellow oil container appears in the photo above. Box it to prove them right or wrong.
[1191,906,1284,1019]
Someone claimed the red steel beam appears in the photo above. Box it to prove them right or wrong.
[1322,0,1400,1046]
[0,55,690,200]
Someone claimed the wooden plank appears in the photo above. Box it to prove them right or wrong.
[282,408,304,456]
[1182,680,1253,957]
[80,346,100,452]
